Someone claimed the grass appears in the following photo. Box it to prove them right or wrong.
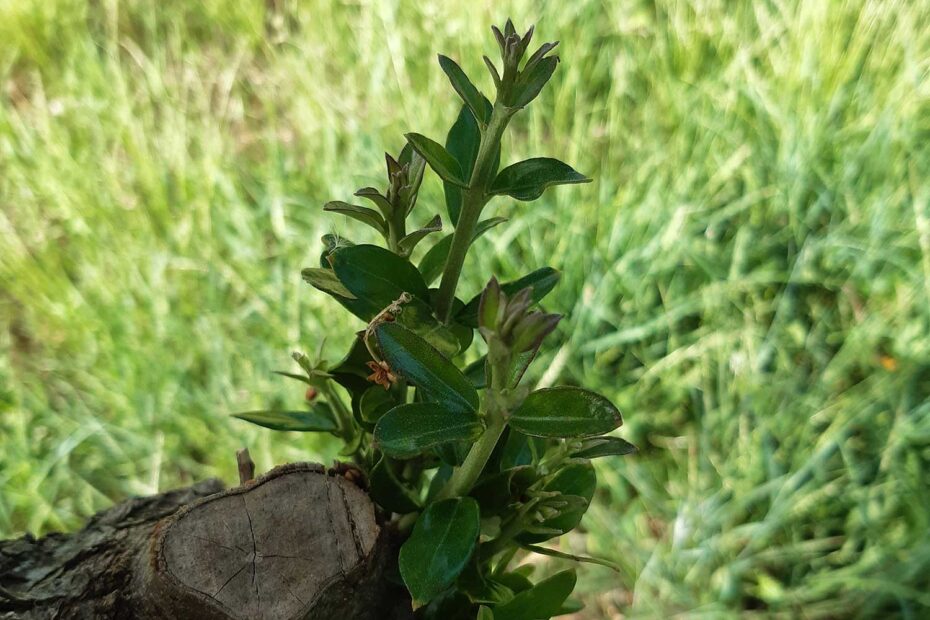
[2,0,929,617]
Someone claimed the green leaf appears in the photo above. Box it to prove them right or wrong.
[271,370,311,385]
[301,267,356,299]
[329,334,375,396]
[499,429,547,470]
[507,348,539,389]
[339,427,365,457]
[495,571,533,594]
[443,104,497,224]
[511,55,559,109]
[232,404,337,432]
[394,295,461,358]
[418,590,475,619]
[434,440,471,467]
[469,465,537,516]
[570,436,637,459]
[398,144,427,212]
[458,267,561,328]
[374,403,482,459]
[477,606,494,620]
[523,42,559,74]
[301,265,384,321]
[426,464,454,502]
[354,187,393,216]
[489,158,590,202]
[406,132,467,187]
[493,569,577,620]
[449,317,474,354]
[557,599,584,615]
[511,567,536,581]
[510,387,622,438]
[418,234,453,286]
[369,455,421,513]
[398,214,442,256]
[323,201,386,234]
[376,322,479,412]
[463,355,488,389]
[359,385,395,425]
[438,54,491,125]
[443,107,478,224]
[330,244,430,316]
[474,216,508,236]
[457,554,514,605]
[400,497,481,607]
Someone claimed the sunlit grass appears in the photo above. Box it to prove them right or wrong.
[2,0,929,616]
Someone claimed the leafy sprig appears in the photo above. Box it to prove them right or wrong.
[236,19,634,618]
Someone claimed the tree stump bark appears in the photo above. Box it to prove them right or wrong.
[0,463,411,619]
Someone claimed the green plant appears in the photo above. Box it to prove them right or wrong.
[235,20,634,618]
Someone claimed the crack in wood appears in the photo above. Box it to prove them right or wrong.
[243,495,257,590]
[338,481,366,563]
[191,535,248,556]
[213,563,248,599]
[258,554,317,562]
[286,583,305,606]
[323,478,348,576]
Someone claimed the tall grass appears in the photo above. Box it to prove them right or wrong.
[2,1,929,616]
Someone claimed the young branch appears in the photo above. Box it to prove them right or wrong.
[434,104,513,323]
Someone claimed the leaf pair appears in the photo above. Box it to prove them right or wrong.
[411,50,590,224]
[488,21,562,111]
[409,129,590,208]
[373,322,481,459]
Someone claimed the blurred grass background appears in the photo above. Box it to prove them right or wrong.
[2,0,930,617]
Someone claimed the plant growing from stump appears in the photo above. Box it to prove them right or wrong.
[235,20,635,618]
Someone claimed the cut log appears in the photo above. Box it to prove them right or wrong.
[0,463,411,619]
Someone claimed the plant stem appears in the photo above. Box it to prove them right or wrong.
[437,352,511,500]
[434,104,512,323]
[439,414,505,500]
[386,206,406,254]
[434,191,482,321]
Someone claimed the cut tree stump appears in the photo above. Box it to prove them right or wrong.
[0,463,411,619]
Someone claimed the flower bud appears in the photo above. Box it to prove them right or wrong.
[500,287,533,336]
[478,277,503,333]
[511,311,561,352]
